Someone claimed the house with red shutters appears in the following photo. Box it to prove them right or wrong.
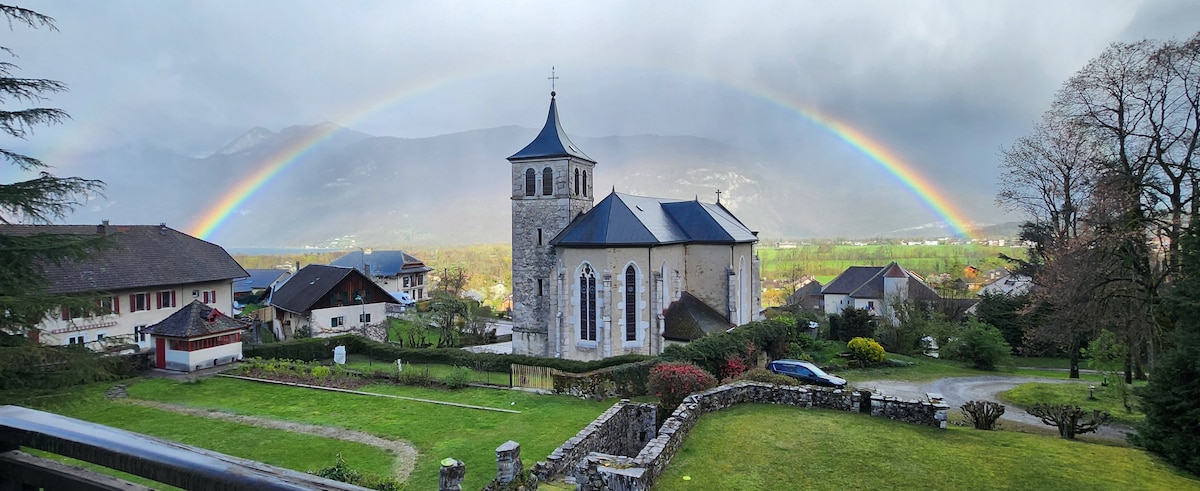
[1,222,247,351]
[144,300,249,372]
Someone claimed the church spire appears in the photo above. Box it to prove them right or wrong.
[508,89,595,163]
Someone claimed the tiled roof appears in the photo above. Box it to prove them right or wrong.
[663,292,731,342]
[0,224,247,294]
[507,94,595,163]
[267,264,355,314]
[550,192,757,247]
[330,250,432,277]
[144,300,247,338]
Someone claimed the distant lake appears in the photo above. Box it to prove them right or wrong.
[226,247,347,255]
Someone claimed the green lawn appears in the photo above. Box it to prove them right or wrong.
[124,376,613,489]
[20,384,396,488]
[1000,382,1145,426]
[657,404,1197,490]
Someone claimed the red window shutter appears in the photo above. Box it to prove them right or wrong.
[203,291,209,303]
[113,297,120,314]
[155,293,161,310]
[171,291,177,307]
[129,295,135,312]
[61,307,69,320]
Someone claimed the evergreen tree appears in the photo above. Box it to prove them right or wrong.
[0,5,106,335]
[1133,219,1200,475]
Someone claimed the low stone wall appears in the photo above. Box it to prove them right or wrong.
[548,381,948,490]
[552,361,657,400]
[530,401,657,481]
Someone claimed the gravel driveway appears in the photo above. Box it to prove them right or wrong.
[853,376,1134,441]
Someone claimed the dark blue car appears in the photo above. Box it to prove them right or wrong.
[767,359,847,388]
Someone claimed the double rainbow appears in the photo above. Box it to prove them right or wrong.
[176,72,976,241]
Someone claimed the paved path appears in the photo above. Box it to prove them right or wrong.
[853,376,1134,441]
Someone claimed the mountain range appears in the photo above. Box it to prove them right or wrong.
[59,122,1016,248]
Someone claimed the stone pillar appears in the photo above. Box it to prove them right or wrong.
[439,458,465,491]
[496,440,523,483]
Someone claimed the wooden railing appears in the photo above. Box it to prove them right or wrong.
[510,364,555,391]
[0,405,371,491]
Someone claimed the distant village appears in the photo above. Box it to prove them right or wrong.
[1,91,1029,371]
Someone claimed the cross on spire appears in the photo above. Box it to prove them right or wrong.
[548,66,559,95]
[715,189,723,203]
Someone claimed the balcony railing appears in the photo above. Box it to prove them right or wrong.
[0,405,370,490]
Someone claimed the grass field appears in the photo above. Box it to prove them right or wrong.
[1000,381,1146,426]
[122,376,612,489]
[22,384,396,488]
[656,404,1197,490]
[759,243,1018,280]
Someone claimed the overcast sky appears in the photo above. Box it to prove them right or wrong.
[7,0,1199,232]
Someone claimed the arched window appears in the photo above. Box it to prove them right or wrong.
[543,167,553,196]
[574,169,580,196]
[625,265,637,341]
[524,168,535,197]
[582,170,588,197]
[579,264,597,341]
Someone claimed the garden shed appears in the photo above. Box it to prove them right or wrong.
[145,300,249,372]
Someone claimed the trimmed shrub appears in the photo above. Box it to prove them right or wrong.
[661,319,797,375]
[310,365,332,379]
[552,360,658,399]
[847,337,886,364]
[945,319,1011,370]
[647,362,717,410]
[247,335,653,373]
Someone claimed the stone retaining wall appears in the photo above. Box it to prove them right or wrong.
[543,381,948,490]
[530,401,657,481]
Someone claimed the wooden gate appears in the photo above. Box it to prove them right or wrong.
[510,364,555,391]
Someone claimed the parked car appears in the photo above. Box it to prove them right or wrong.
[767,359,847,388]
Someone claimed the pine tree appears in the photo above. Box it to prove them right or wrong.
[0,5,106,335]
[1132,218,1200,475]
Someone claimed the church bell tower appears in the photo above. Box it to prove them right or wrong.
[508,90,596,357]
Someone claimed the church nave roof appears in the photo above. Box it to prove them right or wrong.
[550,192,757,247]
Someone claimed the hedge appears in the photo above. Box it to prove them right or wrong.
[660,319,799,376]
[244,335,654,374]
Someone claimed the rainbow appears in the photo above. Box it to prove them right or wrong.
[184,68,976,241]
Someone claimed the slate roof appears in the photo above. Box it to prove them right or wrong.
[144,300,248,338]
[822,262,940,301]
[507,94,595,163]
[267,264,356,314]
[551,192,758,247]
[235,269,290,293]
[663,292,732,342]
[822,266,886,295]
[330,250,432,277]
[0,224,247,294]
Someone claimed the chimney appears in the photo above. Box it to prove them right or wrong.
[294,261,300,272]
[96,220,109,236]
[159,222,168,235]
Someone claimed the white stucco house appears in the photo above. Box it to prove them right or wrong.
[0,222,247,351]
[262,264,394,341]
[144,300,248,372]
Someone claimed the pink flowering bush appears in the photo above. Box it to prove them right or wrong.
[648,362,718,410]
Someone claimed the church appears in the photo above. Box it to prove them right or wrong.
[508,90,762,361]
